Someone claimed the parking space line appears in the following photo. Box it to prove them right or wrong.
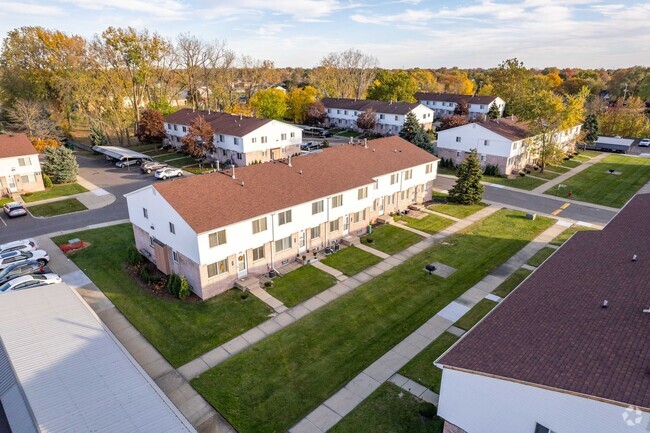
[0,216,6,227]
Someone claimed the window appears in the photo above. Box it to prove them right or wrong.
[261,136,267,144]
[219,134,224,142]
[275,236,292,252]
[278,210,292,225]
[483,139,490,146]
[403,169,412,180]
[169,222,175,234]
[18,158,31,167]
[143,208,148,219]
[311,225,321,239]
[312,200,324,215]
[357,187,368,200]
[20,175,29,184]
[337,110,341,114]
[251,137,257,143]
[252,217,267,234]
[173,124,177,131]
[344,110,348,115]
[149,236,154,247]
[455,136,461,142]
[281,133,287,140]
[291,132,296,138]
[252,246,265,261]
[207,259,229,277]
[390,173,399,185]
[331,194,343,208]
[480,154,486,161]
[456,151,461,157]
[182,126,187,132]
[394,115,398,121]
[329,220,339,232]
[327,109,331,113]
[379,114,385,120]
[172,250,179,263]
[401,190,410,200]
[425,163,433,174]
[233,138,240,145]
[374,179,379,190]
[209,230,227,247]
[351,210,366,223]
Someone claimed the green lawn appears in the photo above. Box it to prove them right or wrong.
[360,224,423,255]
[526,246,556,267]
[337,130,361,138]
[579,150,602,157]
[395,213,455,234]
[168,157,199,168]
[483,175,547,191]
[546,165,570,174]
[183,164,213,174]
[454,299,498,331]
[543,155,650,207]
[330,383,443,433]
[0,198,13,206]
[399,332,459,394]
[267,265,337,308]
[52,224,272,367]
[550,225,596,246]
[22,183,88,203]
[127,143,159,152]
[191,210,553,433]
[572,154,591,162]
[559,158,581,168]
[320,246,383,276]
[28,198,87,217]
[154,152,187,162]
[492,268,532,298]
[429,192,487,219]
[528,170,560,180]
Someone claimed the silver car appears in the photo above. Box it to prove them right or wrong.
[0,260,49,284]
[3,202,27,218]
[0,250,49,270]
[0,273,62,294]
[0,239,37,254]
[154,167,184,180]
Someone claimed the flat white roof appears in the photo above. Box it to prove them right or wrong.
[0,283,195,433]
[92,145,153,160]
[596,136,634,146]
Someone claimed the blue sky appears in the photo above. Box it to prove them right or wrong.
[1,0,649,68]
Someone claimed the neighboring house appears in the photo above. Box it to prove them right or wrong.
[436,117,582,175]
[415,93,506,120]
[435,193,650,433]
[0,283,195,432]
[164,109,303,166]
[0,133,45,197]
[125,137,438,299]
[321,98,434,135]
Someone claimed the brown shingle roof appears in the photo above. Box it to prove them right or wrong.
[153,136,438,234]
[321,98,421,115]
[0,133,38,159]
[477,117,530,141]
[415,92,499,105]
[438,193,650,409]
[164,109,273,137]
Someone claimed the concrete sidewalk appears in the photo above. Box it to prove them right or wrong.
[290,220,567,433]
[37,235,234,433]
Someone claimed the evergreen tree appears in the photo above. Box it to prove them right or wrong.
[88,122,108,147]
[448,149,484,205]
[42,146,79,184]
[412,128,434,153]
[399,112,420,142]
[582,113,599,150]
[487,103,501,119]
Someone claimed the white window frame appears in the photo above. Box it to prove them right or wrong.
[169,222,175,234]
[278,210,292,225]
[357,187,368,200]
[207,259,229,278]
[209,230,227,247]
[275,236,292,252]
[252,246,265,262]
[331,194,343,208]
[329,219,339,232]
[312,200,324,215]
[252,217,268,234]
[311,225,321,239]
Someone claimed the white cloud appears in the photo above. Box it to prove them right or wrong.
[256,23,292,36]
[351,9,436,25]
[0,1,64,16]
[61,0,186,18]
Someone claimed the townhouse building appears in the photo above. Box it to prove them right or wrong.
[125,137,438,299]
[0,133,45,197]
[321,98,434,135]
[436,117,582,175]
[415,93,506,120]
[435,193,650,433]
[164,109,303,166]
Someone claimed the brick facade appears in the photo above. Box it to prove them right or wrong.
[437,147,529,176]
[443,421,468,433]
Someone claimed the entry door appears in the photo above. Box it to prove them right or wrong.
[237,251,248,278]
[378,198,385,216]
[298,230,307,253]
[7,177,17,193]
[343,215,350,235]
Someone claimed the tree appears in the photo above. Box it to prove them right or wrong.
[31,139,60,152]
[135,109,166,143]
[249,88,288,120]
[309,49,378,99]
[582,114,599,150]
[306,101,327,125]
[88,121,108,146]
[356,109,376,132]
[42,146,79,184]
[596,97,650,138]
[6,99,61,140]
[366,70,417,102]
[181,115,214,157]
[448,149,483,205]
[399,112,421,142]
[487,103,500,119]
[410,69,440,92]
[287,86,319,124]
[438,115,469,131]
[488,58,535,116]
[453,99,469,116]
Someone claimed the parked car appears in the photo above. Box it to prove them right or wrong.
[0,250,49,270]
[319,130,333,138]
[3,202,27,218]
[0,273,62,294]
[154,167,184,180]
[300,141,320,151]
[115,158,143,168]
[0,260,49,284]
[141,161,168,174]
[639,138,650,147]
[0,239,37,254]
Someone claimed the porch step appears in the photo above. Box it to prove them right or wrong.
[376,215,393,225]
[340,235,360,246]
[234,275,261,292]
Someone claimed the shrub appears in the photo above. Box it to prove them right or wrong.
[167,273,181,296]
[264,281,273,288]
[519,171,527,177]
[240,291,250,300]
[126,245,143,265]
[483,164,500,177]
[42,173,53,188]
[525,169,531,174]
[139,266,152,284]
[418,402,438,419]
[177,277,191,300]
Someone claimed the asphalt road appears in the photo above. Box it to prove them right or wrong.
[0,155,152,243]
[432,176,617,226]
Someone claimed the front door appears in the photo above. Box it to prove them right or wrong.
[378,198,385,216]
[7,177,17,193]
[237,251,248,278]
[298,230,307,253]
[343,215,349,235]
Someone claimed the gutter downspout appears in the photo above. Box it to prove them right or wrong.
[325,197,330,246]
[270,212,281,277]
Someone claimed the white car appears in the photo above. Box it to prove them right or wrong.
[0,239,37,254]
[155,167,184,180]
[0,273,62,294]
[639,138,650,147]
[0,250,49,270]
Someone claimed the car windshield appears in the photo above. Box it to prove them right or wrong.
[0,282,12,292]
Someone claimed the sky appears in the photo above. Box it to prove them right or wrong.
[1,0,649,69]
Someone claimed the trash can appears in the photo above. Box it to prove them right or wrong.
[367,225,373,234]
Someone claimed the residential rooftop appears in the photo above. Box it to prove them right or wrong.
[477,116,531,141]
[415,92,499,105]
[320,97,421,115]
[438,193,650,409]
[0,133,39,159]
[152,136,438,234]
[164,108,282,137]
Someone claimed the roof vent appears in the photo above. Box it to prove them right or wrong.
[288,155,292,168]
[241,181,245,187]
[643,307,650,314]
[372,148,375,152]
[299,170,303,175]
[394,149,397,153]
[601,300,609,308]
[632,254,637,261]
